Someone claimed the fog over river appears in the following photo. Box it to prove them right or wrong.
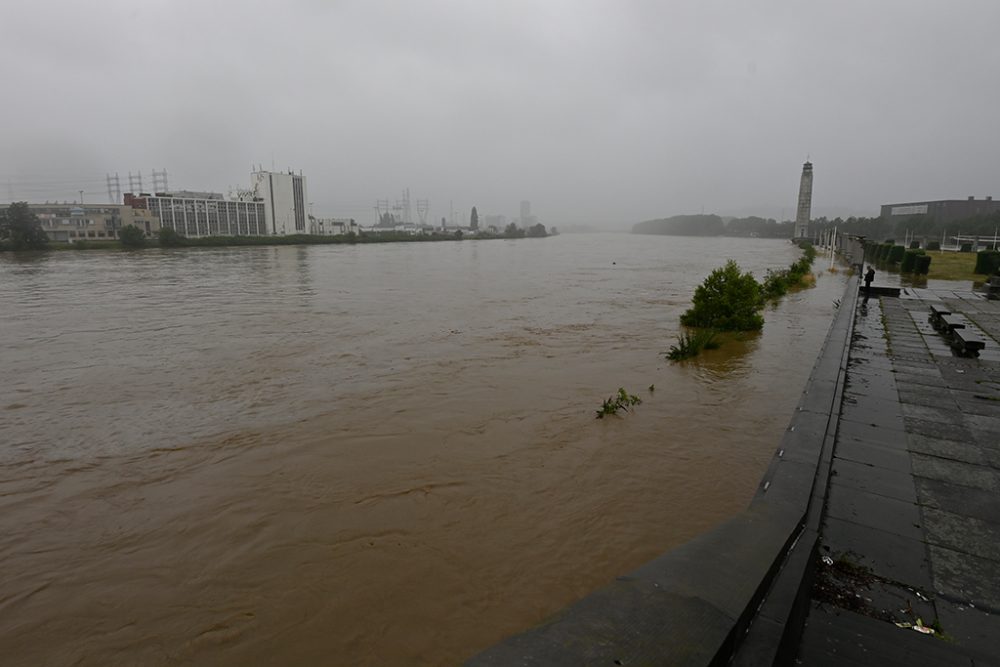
[0,234,847,665]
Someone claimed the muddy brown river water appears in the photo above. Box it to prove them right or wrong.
[0,234,847,665]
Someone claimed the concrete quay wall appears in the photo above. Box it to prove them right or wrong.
[467,276,861,667]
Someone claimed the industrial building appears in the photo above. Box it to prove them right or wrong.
[125,191,267,238]
[28,203,160,243]
[122,169,308,239]
[250,170,308,236]
[880,196,1000,224]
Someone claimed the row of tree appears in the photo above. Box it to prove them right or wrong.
[632,214,795,238]
[633,210,1000,242]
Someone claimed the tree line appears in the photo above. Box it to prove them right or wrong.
[633,211,1000,241]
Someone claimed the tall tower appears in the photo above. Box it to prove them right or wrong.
[794,161,813,239]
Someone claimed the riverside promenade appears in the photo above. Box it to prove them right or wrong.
[468,275,1000,666]
[795,285,1000,665]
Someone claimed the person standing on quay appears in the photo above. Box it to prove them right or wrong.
[863,265,875,303]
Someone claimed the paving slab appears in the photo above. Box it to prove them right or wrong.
[903,417,975,442]
[906,434,988,466]
[834,438,912,471]
[830,458,917,502]
[899,403,967,425]
[836,418,908,447]
[914,477,1000,524]
[935,600,1000,665]
[797,292,1000,665]
[820,516,932,590]
[927,544,1000,611]
[921,507,1000,562]
[799,605,972,667]
[910,453,1000,492]
[825,484,923,541]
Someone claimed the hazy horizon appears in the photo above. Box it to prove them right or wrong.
[3,1,999,228]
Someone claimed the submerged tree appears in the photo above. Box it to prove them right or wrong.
[680,260,763,331]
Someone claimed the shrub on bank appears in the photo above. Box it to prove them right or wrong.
[888,245,906,263]
[927,241,941,251]
[119,225,146,248]
[901,249,924,273]
[914,255,932,275]
[974,250,1000,275]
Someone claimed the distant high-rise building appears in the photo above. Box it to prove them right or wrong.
[519,200,531,226]
[794,161,813,239]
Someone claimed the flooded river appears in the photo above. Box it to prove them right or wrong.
[0,234,847,665]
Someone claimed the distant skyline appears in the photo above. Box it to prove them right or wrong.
[2,1,999,227]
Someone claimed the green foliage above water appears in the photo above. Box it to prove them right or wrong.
[680,260,764,331]
[671,244,816,362]
[761,243,817,301]
[595,388,643,419]
[667,329,720,361]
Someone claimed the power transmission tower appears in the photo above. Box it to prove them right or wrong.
[375,199,391,226]
[106,173,121,203]
[152,169,168,193]
[394,189,411,224]
[128,171,144,193]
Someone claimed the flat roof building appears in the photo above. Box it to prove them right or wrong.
[126,192,267,238]
[250,170,308,236]
[880,196,1000,224]
[28,203,160,243]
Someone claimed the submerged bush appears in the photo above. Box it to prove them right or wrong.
[667,329,720,361]
[680,260,763,331]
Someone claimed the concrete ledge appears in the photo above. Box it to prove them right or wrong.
[860,285,901,298]
[467,277,860,666]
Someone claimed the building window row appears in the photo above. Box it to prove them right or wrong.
[149,197,266,237]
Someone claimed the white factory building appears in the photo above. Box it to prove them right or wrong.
[250,170,308,236]
[123,169,309,239]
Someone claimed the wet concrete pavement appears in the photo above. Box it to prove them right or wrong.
[799,287,1000,665]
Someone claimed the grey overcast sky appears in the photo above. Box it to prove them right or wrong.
[2,0,999,227]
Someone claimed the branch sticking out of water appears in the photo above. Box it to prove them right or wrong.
[596,388,643,419]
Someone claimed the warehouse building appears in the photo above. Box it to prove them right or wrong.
[880,196,1000,224]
